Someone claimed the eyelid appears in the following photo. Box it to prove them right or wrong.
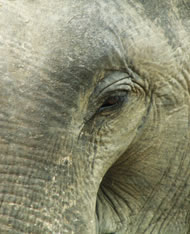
[95,72,133,99]
[98,78,132,97]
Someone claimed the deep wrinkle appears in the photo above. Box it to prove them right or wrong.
[94,72,132,97]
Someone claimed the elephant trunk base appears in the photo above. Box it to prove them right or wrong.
[0,154,98,233]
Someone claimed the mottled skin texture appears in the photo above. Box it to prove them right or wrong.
[0,0,190,233]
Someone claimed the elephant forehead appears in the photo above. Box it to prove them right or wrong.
[1,0,186,91]
[37,1,175,86]
[1,1,127,83]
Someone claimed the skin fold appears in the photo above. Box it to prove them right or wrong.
[0,0,190,233]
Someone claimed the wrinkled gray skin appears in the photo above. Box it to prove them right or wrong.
[0,0,190,233]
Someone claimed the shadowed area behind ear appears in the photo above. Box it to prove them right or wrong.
[96,153,147,234]
[96,147,162,234]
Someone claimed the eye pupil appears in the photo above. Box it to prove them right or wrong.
[104,96,120,107]
[100,96,123,112]
[97,92,127,114]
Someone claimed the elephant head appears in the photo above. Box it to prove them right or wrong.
[0,0,190,233]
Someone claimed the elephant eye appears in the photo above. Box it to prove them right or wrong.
[98,94,126,113]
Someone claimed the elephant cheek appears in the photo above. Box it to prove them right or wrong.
[0,147,98,233]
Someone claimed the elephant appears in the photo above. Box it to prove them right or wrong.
[0,0,190,233]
